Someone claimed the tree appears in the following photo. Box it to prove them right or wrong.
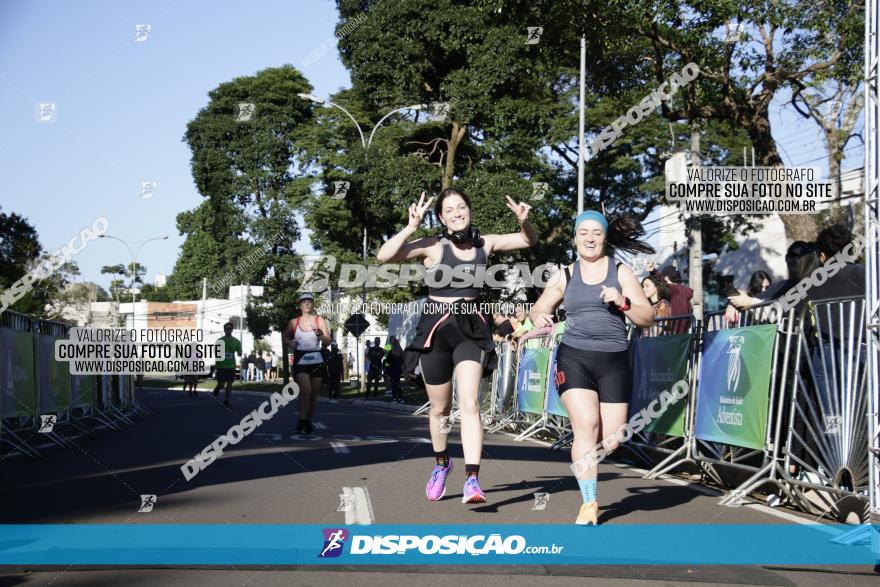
[101,262,146,302]
[165,199,256,301]
[0,206,42,290]
[791,79,864,223]
[589,0,864,241]
[179,65,316,382]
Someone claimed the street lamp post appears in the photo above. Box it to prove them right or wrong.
[98,234,169,328]
[98,233,167,417]
[298,94,426,393]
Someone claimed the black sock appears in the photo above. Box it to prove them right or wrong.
[435,450,449,468]
[465,464,480,478]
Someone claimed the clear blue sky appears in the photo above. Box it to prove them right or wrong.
[0,0,349,290]
[0,0,863,292]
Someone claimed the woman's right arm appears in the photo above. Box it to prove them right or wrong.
[529,265,568,328]
[377,191,435,262]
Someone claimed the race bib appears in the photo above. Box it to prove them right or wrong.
[298,351,322,365]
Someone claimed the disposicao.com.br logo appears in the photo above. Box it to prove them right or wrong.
[319,529,564,557]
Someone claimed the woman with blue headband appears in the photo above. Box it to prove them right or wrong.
[529,211,655,525]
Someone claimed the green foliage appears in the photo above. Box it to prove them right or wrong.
[0,206,42,291]
[173,65,315,353]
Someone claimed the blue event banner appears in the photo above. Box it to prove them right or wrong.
[0,524,877,565]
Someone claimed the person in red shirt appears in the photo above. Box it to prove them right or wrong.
[660,266,693,332]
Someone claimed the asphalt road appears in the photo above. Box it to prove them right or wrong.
[0,386,876,586]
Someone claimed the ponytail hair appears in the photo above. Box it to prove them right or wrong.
[605,215,655,257]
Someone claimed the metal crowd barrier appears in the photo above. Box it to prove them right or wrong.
[697,302,799,507]
[0,310,145,460]
[780,296,871,520]
[486,327,551,436]
[438,295,875,522]
[627,315,699,479]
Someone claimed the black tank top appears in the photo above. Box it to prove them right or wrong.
[426,238,487,299]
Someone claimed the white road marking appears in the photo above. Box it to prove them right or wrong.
[313,422,328,430]
[330,441,350,454]
[342,486,375,525]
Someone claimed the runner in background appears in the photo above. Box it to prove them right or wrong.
[530,211,654,524]
[282,293,330,434]
[212,322,242,407]
[377,188,537,504]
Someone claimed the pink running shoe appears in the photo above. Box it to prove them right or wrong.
[426,459,453,501]
[462,475,486,504]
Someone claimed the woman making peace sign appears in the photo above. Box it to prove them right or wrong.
[377,187,537,504]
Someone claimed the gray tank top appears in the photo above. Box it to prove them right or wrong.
[561,258,628,352]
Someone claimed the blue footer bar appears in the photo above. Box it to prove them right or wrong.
[1,524,878,565]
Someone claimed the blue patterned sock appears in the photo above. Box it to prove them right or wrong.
[577,478,597,504]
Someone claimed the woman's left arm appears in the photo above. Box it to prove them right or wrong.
[600,264,655,327]
[483,196,537,253]
[318,317,332,346]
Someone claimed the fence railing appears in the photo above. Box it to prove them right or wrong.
[473,296,872,522]
[0,310,144,459]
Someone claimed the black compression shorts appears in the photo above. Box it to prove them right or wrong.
[419,318,485,385]
[553,343,631,403]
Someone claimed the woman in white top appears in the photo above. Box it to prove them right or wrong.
[282,292,331,434]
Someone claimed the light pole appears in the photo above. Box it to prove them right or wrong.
[298,94,427,392]
[99,234,168,328]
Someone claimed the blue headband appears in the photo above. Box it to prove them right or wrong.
[574,211,608,233]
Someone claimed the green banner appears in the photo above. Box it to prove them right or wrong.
[38,334,70,413]
[630,334,691,437]
[516,347,550,415]
[694,324,777,451]
[0,328,36,418]
[70,375,96,409]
